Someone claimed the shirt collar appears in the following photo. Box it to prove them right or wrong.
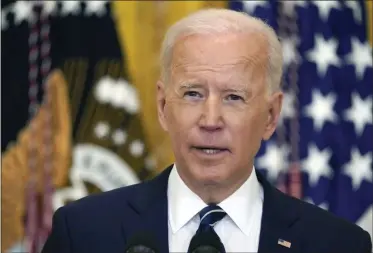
[167,164,263,235]
[218,168,263,236]
[168,164,207,233]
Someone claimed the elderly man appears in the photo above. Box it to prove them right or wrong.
[42,9,372,253]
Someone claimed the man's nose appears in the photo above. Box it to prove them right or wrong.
[199,97,223,131]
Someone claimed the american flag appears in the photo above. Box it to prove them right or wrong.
[278,238,292,248]
[229,0,372,239]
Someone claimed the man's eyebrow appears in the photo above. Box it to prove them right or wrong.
[223,87,251,96]
[224,87,247,92]
[179,83,204,89]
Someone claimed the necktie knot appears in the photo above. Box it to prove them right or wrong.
[189,204,227,253]
[198,204,226,232]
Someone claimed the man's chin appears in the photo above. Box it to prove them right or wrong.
[192,167,227,185]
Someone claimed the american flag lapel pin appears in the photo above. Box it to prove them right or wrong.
[278,238,291,248]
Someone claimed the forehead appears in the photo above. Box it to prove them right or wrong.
[171,32,269,74]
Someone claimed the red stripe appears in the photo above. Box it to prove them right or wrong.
[289,162,302,199]
[26,6,40,253]
[40,6,54,251]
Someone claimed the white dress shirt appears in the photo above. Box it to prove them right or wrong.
[167,164,264,252]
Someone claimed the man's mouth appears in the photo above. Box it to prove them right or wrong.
[192,146,230,155]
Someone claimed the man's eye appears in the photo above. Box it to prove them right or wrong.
[184,91,201,98]
[227,94,243,101]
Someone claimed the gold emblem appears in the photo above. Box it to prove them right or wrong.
[1,70,72,252]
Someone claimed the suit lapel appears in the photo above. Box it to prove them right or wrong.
[123,165,173,253]
[256,170,302,253]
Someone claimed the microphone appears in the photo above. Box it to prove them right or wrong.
[188,231,225,253]
[124,231,160,253]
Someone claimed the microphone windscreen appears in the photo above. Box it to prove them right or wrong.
[188,231,224,253]
[124,231,160,253]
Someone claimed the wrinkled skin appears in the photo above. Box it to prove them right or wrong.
[157,32,283,203]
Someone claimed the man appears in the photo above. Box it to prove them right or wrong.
[42,9,372,253]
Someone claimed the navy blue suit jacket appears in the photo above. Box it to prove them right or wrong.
[42,165,372,253]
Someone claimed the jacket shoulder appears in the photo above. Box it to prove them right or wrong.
[279,192,372,252]
[295,196,364,233]
[59,181,146,215]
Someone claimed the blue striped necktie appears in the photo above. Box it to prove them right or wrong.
[195,204,226,252]
[197,204,226,232]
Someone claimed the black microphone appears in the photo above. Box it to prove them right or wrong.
[188,231,225,253]
[124,231,160,253]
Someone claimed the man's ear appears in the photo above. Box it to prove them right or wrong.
[262,91,283,140]
[156,80,168,132]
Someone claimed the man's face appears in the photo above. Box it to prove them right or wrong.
[157,32,282,188]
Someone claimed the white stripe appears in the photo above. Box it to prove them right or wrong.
[200,209,225,222]
[209,221,219,227]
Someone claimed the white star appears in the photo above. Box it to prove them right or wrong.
[94,76,140,114]
[256,142,290,181]
[319,202,328,210]
[2,8,9,30]
[343,148,372,190]
[242,0,269,14]
[311,0,341,22]
[302,144,333,186]
[85,1,108,17]
[145,155,157,171]
[94,122,110,139]
[345,37,373,80]
[114,79,140,114]
[129,140,144,157]
[304,197,329,210]
[95,76,113,104]
[41,1,58,17]
[282,36,300,67]
[60,1,81,16]
[279,90,296,125]
[12,1,34,25]
[281,1,308,17]
[345,1,362,24]
[344,93,372,136]
[356,205,373,237]
[306,34,342,77]
[112,129,127,146]
[303,89,338,131]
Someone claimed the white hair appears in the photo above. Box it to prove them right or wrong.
[160,8,283,93]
